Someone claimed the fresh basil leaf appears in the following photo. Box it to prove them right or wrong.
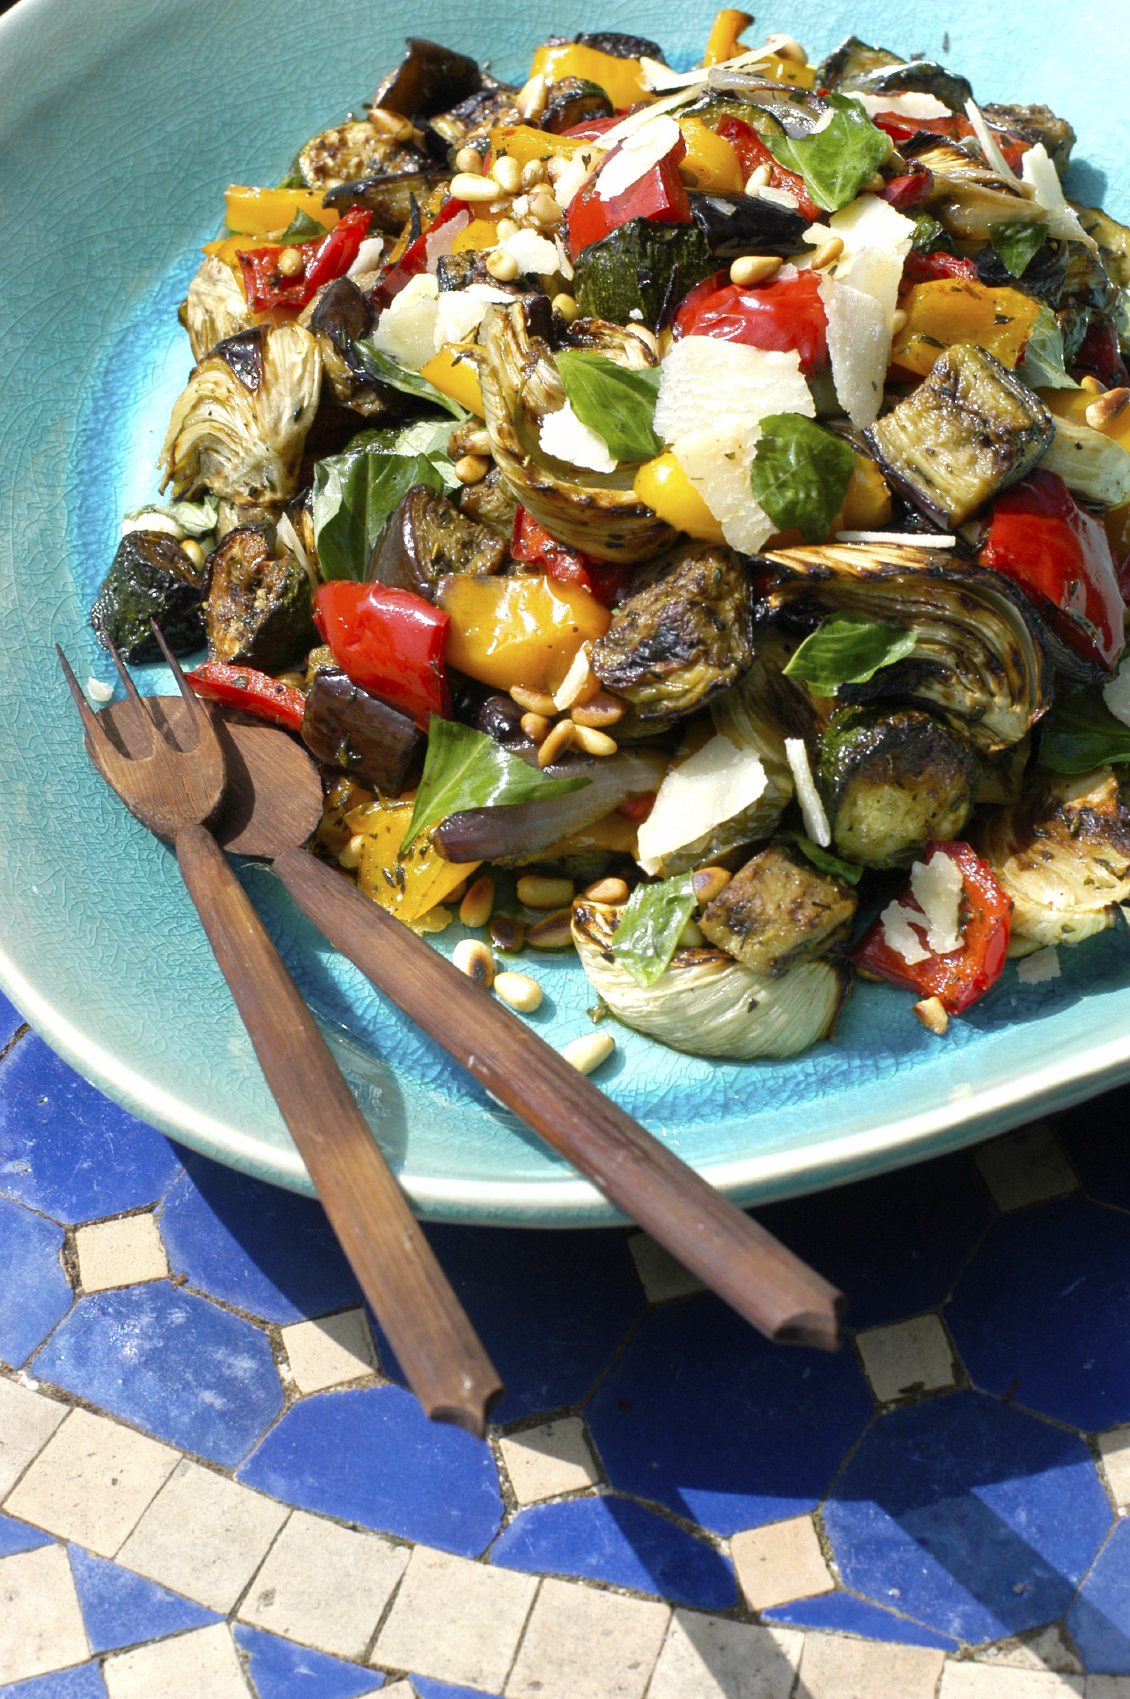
[276,160,308,190]
[1016,304,1081,391]
[612,874,697,987]
[364,417,461,488]
[312,447,446,581]
[989,220,1049,279]
[354,340,471,420]
[767,94,889,213]
[911,215,955,255]
[400,719,591,854]
[783,612,918,693]
[748,414,855,544]
[275,208,328,245]
[123,495,219,539]
[555,351,663,463]
[785,831,863,885]
[1038,683,1130,772]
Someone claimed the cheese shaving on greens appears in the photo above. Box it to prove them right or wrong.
[539,401,617,472]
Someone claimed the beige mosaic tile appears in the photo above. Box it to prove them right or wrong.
[103,1621,248,1699]
[974,1123,1078,1211]
[627,1233,706,1303]
[3,1407,179,1557]
[117,1457,288,1612]
[1088,1680,1130,1697]
[505,1575,670,1699]
[1097,1425,1130,1507]
[647,1608,803,1698]
[940,1662,1086,1696]
[796,1632,945,1698]
[0,1542,89,1686]
[74,1213,168,1292]
[0,1378,67,1499]
[976,1625,1083,1673]
[498,1418,600,1504]
[373,1544,536,1691]
[730,1515,834,1612]
[240,1506,408,1659]
[280,1308,378,1394]
[855,1315,956,1403]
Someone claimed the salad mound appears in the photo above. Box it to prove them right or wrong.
[91,13,1130,1060]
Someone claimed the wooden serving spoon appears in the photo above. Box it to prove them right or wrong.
[133,699,844,1350]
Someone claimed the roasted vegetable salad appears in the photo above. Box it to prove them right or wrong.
[92,13,1130,1058]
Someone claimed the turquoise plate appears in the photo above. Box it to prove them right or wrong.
[2,0,1129,1223]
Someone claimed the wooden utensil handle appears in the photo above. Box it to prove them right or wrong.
[174,823,502,1432]
[275,847,843,1350]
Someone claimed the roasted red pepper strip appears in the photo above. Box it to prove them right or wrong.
[185,662,307,733]
[672,267,829,373]
[315,581,451,730]
[980,470,1125,671]
[371,196,472,310]
[511,508,634,605]
[900,249,979,287]
[714,117,821,222]
[238,206,372,312]
[566,133,691,261]
[851,841,1011,1015]
[880,161,934,213]
[871,111,1030,174]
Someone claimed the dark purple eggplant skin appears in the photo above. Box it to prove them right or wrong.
[689,192,808,259]
[309,277,373,354]
[573,30,665,60]
[369,487,507,599]
[301,669,423,794]
[372,38,481,121]
[213,327,263,391]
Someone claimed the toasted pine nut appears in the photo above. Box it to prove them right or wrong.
[562,1031,615,1073]
[692,866,732,905]
[494,971,543,1013]
[584,876,630,904]
[552,293,580,323]
[277,247,304,276]
[371,108,415,140]
[573,724,618,757]
[679,917,705,948]
[179,537,206,567]
[1080,374,1106,395]
[764,31,808,62]
[491,155,522,194]
[571,692,624,728]
[527,908,576,949]
[810,236,845,269]
[1086,387,1130,432]
[459,874,495,929]
[745,164,771,192]
[446,879,469,904]
[532,192,563,226]
[337,834,364,870]
[450,424,492,457]
[453,937,495,988]
[913,995,949,1035]
[486,249,520,282]
[521,711,552,743]
[515,72,548,121]
[891,308,909,335]
[520,159,548,189]
[517,874,575,910]
[510,685,557,716]
[496,217,520,241]
[455,454,490,484]
[537,718,577,766]
[490,914,526,952]
[455,145,484,174]
[729,254,782,287]
[451,172,503,203]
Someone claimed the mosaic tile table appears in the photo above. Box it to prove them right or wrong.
[3,986,1130,1699]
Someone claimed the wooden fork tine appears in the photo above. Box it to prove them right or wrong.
[149,621,215,748]
[103,638,156,751]
[56,645,111,748]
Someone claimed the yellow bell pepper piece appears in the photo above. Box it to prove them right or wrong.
[437,575,611,694]
[704,8,754,65]
[1039,388,1130,455]
[832,453,894,535]
[348,797,480,925]
[528,42,650,111]
[490,124,596,165]
[678,117,744,193]
[420,345,484,416]
[633,454,725,545]
[222,186,338,238]
[522,809,640,865]
[451,217,501,254]
[891,280,1042,376]
[758,54,816,89]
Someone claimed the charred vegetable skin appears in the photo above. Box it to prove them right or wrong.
[301,669,424,795]
[204,527,316,672]
[91,531,205,662]
[819,707,978,868]
[370,486,506,598]
[698,841,857,976]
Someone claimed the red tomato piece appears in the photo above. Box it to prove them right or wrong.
[565,134,691,261]
[185,662,307,733]
[851,841,1011,1015]
[672,268,829,373]
[713,117,820,222]
[238,207,372,312]
[981,470,1125,671]
[314,581,451,730]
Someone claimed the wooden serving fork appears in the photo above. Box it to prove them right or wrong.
[57,629,502,1436]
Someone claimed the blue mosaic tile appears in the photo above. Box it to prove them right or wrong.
[946,1196,1130,1431]
[0,1666,107,1699]
[491,1494,735,1609]
[233,1623,384,1697]
[160,1159,362,1325]
[586,1292,872,1537]
[31,1284,281,1466]
[410,1680,503,1699]
[1059,1084,1130,1212]
[0,1036,182,1224]
[372,1226,642,1425]
[0,991,25,1050]
[757,1151,992,1330]
[0,1515,53,1558]
[68,1543,219,1654]
[763,1589,959,1650]
[0,1197,70,1367]
[822,1389,1111,1644]
[238,1385,501,1557]
[1067,1517,1130,1673]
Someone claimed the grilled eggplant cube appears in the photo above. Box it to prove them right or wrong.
[370,486,506,597]
[204,527,316,672]
[819,706,977,868]
[301,669,423,796]
[91,530,206,662]
[698,841,857,977]
[865,343,1054,528]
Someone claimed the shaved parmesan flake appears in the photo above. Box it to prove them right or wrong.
[371,272,439,369]
[276,510,313,586]
[853,91,952,120]
[597,85,703,151]
[425,208,471,269]
[964,99,1019,184]
[598,115,683,200]
[880,899,930,964]
[819,194,915,265]
[539,401,617,472]
[910,853,964,954]
[655,338,812,440]
[758,185,800,210]
[348,235,385,277]
[1017,946,1061,985]
[1021,144,1098,251]
[499,228,560,276]
[785,738,830,847]
[552,644,593,711]
[819,274,889,429]
[837,530,956,546]
[434,290,492,348]
[639,55,701,90]
[637,735,766,876]
[553,148,603,213]
[672,424,775,554]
